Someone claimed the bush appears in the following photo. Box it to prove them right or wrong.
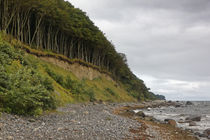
[105,88,116,96]
[45,67,64,86]
[0,42,56,116]
[64,76,96,101]
[0,67,56,116]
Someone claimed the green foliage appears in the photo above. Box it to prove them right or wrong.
[45,66,65,86]
[105,88,116,96]
[0,41,56,116]
[45,68,96,102]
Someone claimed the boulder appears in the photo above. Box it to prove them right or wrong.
[178,119,186,123]
[175,104,181,108]
[203,128,210,137]
[144,116,154,121]
[147,107,151,111]
[189,121,197,126]
[164,119,177,127]
[168,119,177,127]
[185,115,201,122]
[126,110,135,116]
[6,136,14,140]
[0,123,3,130]
[186,101,193,105]
[136,111,146,118]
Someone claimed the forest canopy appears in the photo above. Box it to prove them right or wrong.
[0,0,164,100]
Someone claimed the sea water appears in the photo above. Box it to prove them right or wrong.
[135,101,210,139]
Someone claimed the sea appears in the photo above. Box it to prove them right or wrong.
[135,101,210,140]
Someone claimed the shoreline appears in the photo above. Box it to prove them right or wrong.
[113,100,199,140]
[0,101,200,140]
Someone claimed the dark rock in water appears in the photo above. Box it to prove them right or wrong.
[203,128,210,137]
[164,119,177,127]
[168,100,172,103]
[136,111,145,118]
[175,104,181,108]
[186,101,193,105]
[178,119,186,123]
[189,121,197,126]
[185,115,201,122]
[164,119,170,122]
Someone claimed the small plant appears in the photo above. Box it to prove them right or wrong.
[45,66,64,86]
[105,88,116,96]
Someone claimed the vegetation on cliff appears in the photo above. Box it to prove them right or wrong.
[0,0,165,114]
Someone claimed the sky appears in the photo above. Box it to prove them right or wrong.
[67,0,210,101]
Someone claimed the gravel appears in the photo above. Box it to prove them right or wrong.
[0,103,141,140]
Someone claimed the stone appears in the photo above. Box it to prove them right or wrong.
[126,110,135,116]
[203,128,210,137]
[83,111,89,115]
[0,123,3,130]
[136,111,145,118]
[165,119,177,127]
[186,101,193,105]
[175,104,181,108]
[186,115,201,122]
[178,119,185,123]
[41,122,45,126]
[144,116,154,121]
[28,119,36,122]
[57,127,63,131]
[168,120,177,127]
[189,121,197,126]
[6,136,14,140]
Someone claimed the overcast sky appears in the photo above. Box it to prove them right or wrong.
[67,0,210,101]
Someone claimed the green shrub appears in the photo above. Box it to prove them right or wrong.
[105,88,116,96]
[0,67,56,116]
[0,42,56,116]
[45,67,64,86]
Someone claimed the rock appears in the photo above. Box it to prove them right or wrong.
[144,116,154,121]
[203,128,210,137]
[164,119,170,122]
[189,121,197,126]
[186,101,193,105]
[175,104,181,108]
[93,102,98,105]
[0,137,2,140]
[186,115,201,122]
[83,111,89,115]
[57,127,63,131]
[41,122,45,126]
[178,119,186,123]
[28,119,36,122]
[0,123,3,130]
[6,136,14,140]
[136,111,145,118]
[164,119,177,127]
[126,110,135,115]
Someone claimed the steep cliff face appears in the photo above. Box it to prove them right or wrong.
[0,33,137,115]
[39,57,114,82]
